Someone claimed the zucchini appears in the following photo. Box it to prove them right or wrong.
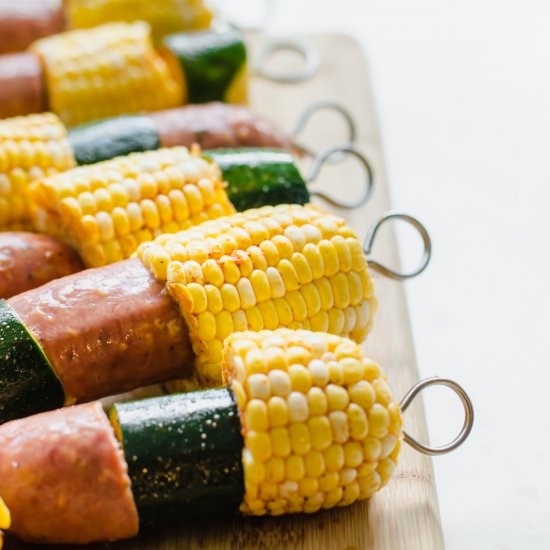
[68,115,161,166]
[111,388,244,527]
[163,27,247,104]
[0,300,64,424]
[205,148,310,211]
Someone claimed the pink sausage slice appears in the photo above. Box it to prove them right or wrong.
[9,258,194,403]
[0,0,65,54]
[0,232,84,299]
[0,52,46,118]
[0,402,139,544]
[151,102,293,151]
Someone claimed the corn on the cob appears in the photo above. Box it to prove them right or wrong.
[138,204,378,386]
[64,0,212,43]
[223,329,402,515]
[0,112,76,229]
[28,146,234,267]
[30,22,183,127]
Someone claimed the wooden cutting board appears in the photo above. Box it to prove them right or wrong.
[6,33,444,550]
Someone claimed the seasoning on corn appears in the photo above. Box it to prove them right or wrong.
[0,112,76,229]
[30,22,183,127]
[28,146,234,267]
[64,0,213,43]
[223,329,402,515]
[138,204,378,387]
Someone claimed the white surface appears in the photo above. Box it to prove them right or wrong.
[264,1,550,549]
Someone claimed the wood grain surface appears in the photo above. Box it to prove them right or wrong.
[6,33,444,550]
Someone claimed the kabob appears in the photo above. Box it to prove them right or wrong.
[0,0,213,54]
[0,328,473,546]
[0,22,249,122]
[0,201,430,424]
[0,100,355,233]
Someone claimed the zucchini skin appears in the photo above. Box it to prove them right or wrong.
[206,148,310,211]
[163,28,247,104]
[112,388,244,527]
[0,300,64,424]
[68,115,161,165]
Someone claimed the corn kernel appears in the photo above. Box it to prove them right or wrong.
[358,472,381,497]
[307,387,328,416]
[298,477,318,498]
[368,404,390,438]
[318,240,339,276]
[315,474,336,495]
[325,384,350,411]
[347,403,369,441]
[246,431,272,462]
[287,392,308,422]
[349,380,376,409]
[246,399,269,432]
[268,370,291,397]
[265,457,285,483]
[268,396,289,428]
[270,428,291,458]
[308,416,332,451]
[303,450,325,478]
[289,423,311,455]
[243,449,265,485]
[373,379,393,406]
[377,458,396,485]
[278,259,300,291]
[363,437,382,462]
[344,441,364,468]
[246,374,271,400]
[188,283,207,314]
[329,411,349,443]
[286,455,305,481]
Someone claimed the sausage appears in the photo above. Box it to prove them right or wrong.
[8,258,193,403]
[150,102,293,151]
[0,0,65,54]
[0,52,46,118]
[0,402,139,544]
[0,232,84,299]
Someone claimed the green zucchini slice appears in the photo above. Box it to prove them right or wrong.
[111,388,244,527]
[205,148,311,211]
[163,27,247,104]
[0,300,64,424]
[68,115,161,165]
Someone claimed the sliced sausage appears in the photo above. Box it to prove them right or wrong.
[0,52,46,118]
[0,232,84,299]
[0,402,139,544]
[9,258,193,403]
[151,102,293,151]
[0,0,65,54]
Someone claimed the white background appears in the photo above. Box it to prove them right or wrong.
[234,1,550,548]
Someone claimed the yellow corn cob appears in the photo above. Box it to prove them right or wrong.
[138,204,378,387]
[0,112,76,229]
[31,22,183,127]
[64,0,212,43]
[28,146,234,267]
[223,329,402,515]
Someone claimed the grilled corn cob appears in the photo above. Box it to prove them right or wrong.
[0,112,76,229]
[30,22,183,127]
[29,146,234,267]
[225,329,402,515]
[138,204,377,386]
[64,0,212,43]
